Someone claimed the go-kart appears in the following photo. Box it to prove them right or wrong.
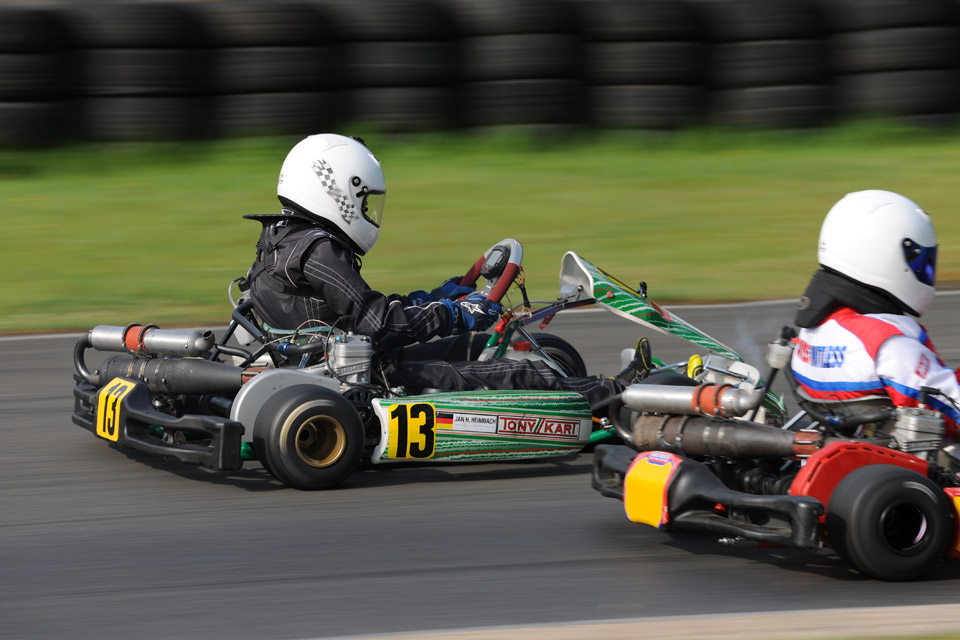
[592,325,960,581]
[71,239,783,491]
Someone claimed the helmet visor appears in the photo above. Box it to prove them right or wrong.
[361,191,385,228]
[903,238,937,286]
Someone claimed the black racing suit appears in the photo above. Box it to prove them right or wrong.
[244,212,623,408]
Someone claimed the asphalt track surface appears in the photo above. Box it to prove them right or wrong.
[3,296,960,640]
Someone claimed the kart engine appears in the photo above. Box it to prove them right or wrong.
[887,407,945,462]
[326,333,373,385]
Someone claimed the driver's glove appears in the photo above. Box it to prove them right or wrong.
[442,295,503,334]
[408,276,475,306]
[433,275,475,300]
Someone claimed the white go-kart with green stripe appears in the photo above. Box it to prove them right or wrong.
[71,239,776,490]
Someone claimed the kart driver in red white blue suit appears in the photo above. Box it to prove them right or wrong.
[791,190,959,442]
[243,134,625,408]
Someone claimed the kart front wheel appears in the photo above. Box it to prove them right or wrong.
[253,385,364,490]
[530,332,587,377]
[825,464,952,581]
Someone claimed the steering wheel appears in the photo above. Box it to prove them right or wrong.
[458,238,523,303]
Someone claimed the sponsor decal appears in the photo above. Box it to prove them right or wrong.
[435,411,500,433]
[437,412,454,429]
[796,339,846,369]
[497,415,579,439]
[916,354,930,379]
[645,451,679,466]
[542,419,579,437]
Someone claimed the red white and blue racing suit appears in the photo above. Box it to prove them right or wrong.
[792,307,960,439]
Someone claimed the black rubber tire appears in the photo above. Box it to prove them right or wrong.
[825,464,953,581]
[694,0,826,42]
[460,79,584,126]
[65,3,207,48]
[80,96,212,141]
[349,86,457,132]
[445,0,578,36]
[0,5,73,53]
[831,27,960,74]
[346,41,458,86]
[588,41,707,85]
[185,0,334,47]
[0,100,73,147]
[710,84,832,128]
[823,0,960,32]
[80,48,209,97]
[323,0,457,41]
[836,69,960,116]
[213,91,344,137]
[211,47,336,94]
[590,84,706,129]
[252,385,364,490]
[461,34,583,81]
[570,0,707,42]
[710,40,827,89]
[0,53,73,100]
[529,333,588,378]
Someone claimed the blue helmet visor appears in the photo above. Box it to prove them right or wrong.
[903,239,937,286]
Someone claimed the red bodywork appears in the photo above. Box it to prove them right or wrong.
[789,441,960,557]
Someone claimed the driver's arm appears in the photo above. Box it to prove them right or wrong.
[875,335,960,439]
[301,239,452,352]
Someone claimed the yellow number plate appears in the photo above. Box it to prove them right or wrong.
[96,378,137,442]
[387,402,437,459]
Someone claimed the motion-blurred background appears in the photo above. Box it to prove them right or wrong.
[2,0,960,333]
[2,0,959,142]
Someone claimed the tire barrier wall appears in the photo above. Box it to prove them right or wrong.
[571,0,709,129]
[695,0,832,129]
[826,0,960,126]
[0,6,76,146]
[1,0,960,146]
[65,2,213,141]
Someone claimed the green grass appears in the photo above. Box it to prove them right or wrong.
[3,121,960,333]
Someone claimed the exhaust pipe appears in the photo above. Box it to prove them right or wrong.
[93,355,243,396]
[620,382,765,419]
[632,413,823,459]
[88,324,215,357]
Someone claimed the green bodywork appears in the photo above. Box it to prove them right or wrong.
[371,390,595,463]
[559,253,786,422]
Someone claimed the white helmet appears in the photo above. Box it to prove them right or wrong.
[818,189,937,316]
[277,134,386,255]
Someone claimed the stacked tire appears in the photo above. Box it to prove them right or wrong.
[0,6,76,147]
[826,0,960,124]
[695,0,832,128]
[571,0,709,130]
[187,1,344,138]
[64,2,213,142]
[444,0,585,130]
[321,0,460,132]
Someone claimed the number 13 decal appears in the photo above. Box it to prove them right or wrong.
[388,402,436,459]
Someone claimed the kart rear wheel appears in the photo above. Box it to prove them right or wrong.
[253,385,364,490]
[825,464,952,581]
[530,332,587,377]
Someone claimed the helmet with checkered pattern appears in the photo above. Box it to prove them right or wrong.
[277,134,386,255]
[818,190,937,316]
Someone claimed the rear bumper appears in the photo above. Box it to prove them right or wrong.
[593,445,824,552]
[72,376,244,471]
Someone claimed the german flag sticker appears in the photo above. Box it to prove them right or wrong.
[437,412,453,429]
